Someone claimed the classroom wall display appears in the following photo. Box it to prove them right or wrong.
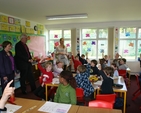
[14,18,21,25]
[0,31,46,56]
[8,17,14,24]
[114,28,119,54]
[76,29,80,51]
[0,23,9,31]
[25,21,30,27]
[9,25,15,32]
[0,15,8,23]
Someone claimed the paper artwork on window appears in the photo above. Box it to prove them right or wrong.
[101,44,104,46]
[54,35,58,38]
[91,41,95,45]
[138,48,141,53]
[100,49,104,53]
[87,48,91,51]
[66,43,70,47]
[83,41,87,45]
[86,34,90,37]
[124,49,128,53]
[129,42,134,47]
[125,32,130,37]
[54,41,59,47]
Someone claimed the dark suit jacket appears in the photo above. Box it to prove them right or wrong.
[0,50,14,77]
[14,41,32,70]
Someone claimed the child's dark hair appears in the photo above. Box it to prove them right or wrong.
[103,66,114,77]
[99,58,106,65]
[81,54,85,57]
[77,65,86,73]
[60,70,77,89]
[111,62,117,68]
[91,59,98,65]
[121,58,126,63]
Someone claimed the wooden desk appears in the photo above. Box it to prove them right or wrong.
[77,106,122,113]
[93,76,127,113]
[45,83,59,101]
[14,98,79,113]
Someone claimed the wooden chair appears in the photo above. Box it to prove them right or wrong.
[89,100,113,109]
[96,94,116,104]
[132,74,141,101]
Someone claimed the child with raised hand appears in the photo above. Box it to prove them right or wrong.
[0,80,15,112]
[77,51,88,65]
[90,59,100,76]
[34,57,53,100]
[75,59,94,103]
[71,52,82,72]
[100,66,114,94]
[53,60,63,78]
[54,70,77,105]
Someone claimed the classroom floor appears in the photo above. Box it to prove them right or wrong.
[7,75,141,113]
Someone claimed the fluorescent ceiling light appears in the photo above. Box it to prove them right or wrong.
[46,13,88,20]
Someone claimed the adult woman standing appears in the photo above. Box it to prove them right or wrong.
[0,41,15,93]
[56,38,68,70]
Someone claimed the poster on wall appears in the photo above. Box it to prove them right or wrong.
[0,15,8,23]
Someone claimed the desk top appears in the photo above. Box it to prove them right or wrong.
[93,76,127,92]
[77,106,122,113]
[13,98,122,113]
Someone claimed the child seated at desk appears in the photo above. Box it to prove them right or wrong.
[100,66,114,94]
[53,60,63,78]
[111,62,119,78]
[77,51,88,65]
[54,70,77,105]
[34,58,54,100]
[75,59,94,103]
[90,59,100,76]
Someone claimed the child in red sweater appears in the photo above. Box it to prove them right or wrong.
[34,58,53,100]
[71,54,82,72]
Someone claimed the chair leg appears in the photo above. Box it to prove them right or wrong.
[132,91,141,101]
[133,89,140,96]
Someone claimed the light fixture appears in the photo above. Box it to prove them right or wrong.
[46,13,88,20]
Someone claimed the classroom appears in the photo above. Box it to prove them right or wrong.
[0,0,141,113]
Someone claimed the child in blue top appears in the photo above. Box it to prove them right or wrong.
[75,59,94,103]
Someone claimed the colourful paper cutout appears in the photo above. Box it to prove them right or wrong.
[101,44,104,46]
[87,48,91,51]
[86,34,90,37]
[91,41,95,45]
[54,35,58,38]
[125,32,130,36]
[124,49,128,53]
[54,42,59,47]
[66,43,70,47]
[100,49,104,53]
[129,42,134,47]
[138,48,141,53]
[83,42,87,45]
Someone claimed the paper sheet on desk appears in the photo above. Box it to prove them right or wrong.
[94,80,102,86]
[38,101,71,113]
[5,104,22,113]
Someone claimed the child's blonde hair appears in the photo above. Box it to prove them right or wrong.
[77,65,86,73]
[44,61,52,68]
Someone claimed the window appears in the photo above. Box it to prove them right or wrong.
[81,28,108,59]
[119,27,141,60]
[48,30,71,53]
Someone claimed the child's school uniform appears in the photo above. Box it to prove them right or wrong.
[71,55,82,72]
[77,53,87,65]
[100,70,114,94]
[90,66,100,75]
[34,63,54,100]
[53,64,63,77]
[54,84,76,105]
[75,64,94,101]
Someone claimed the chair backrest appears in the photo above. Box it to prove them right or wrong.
[89,100,113,109]
[118,70,127,78]
[75,88,84,98]
[96,94,116,104]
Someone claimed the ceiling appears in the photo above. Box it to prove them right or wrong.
[0,0,141,25]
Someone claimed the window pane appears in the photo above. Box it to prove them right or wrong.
[138,29,141,38]
[119,28,136,39]
[49,30,62,39]
[64,40,71,52]
[81,40,97,59]
[64,30,71,39]
[119,40,136,60]
[82,29,97,39]
[48,41,55,53]
[99,29,108,38]
[98,40,108,58]
[137,40,141,57]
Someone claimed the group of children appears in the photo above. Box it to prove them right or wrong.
[33,52,128,106]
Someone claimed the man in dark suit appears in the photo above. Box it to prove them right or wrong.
[14,34,36,94]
